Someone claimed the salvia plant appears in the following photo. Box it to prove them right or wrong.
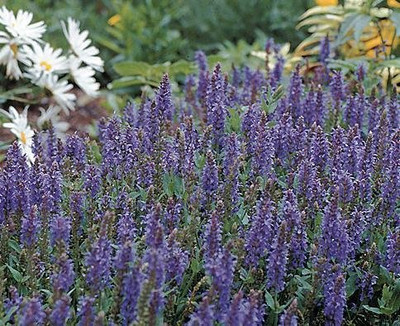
[0,42,399,326]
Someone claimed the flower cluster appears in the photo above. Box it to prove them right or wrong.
[0,48,399,325]
[0,6,103,155]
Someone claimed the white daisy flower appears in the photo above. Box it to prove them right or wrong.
[0,106,35,164]
[43,75,76,113]
[69,56,100,96]
[23,42,69,85]
[0,6,46,44]
[37,105,70,137]
[61,18,104,72]
[0,31,30,79]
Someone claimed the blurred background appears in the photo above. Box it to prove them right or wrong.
[1,0,312,82]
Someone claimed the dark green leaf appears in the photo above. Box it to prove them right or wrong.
[7,265,23,283]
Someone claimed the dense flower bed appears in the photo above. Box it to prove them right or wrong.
[0,52,399,325]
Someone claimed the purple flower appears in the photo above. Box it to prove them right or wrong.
[50,295,71,326]
[245,196,276,267]
[242,104,262,157]
[85,223,112,293]
[282,190,307,268]
[388,92,399,132]
[195,51,209,104]
[41,161,62,214]
[63,133,87,170]
[51,252,75,293]
[279,298,298,326]
[20,206,41,248]
[45,126,62,166]
[287,65,303,119]
[253,112,274,177]
[164,198,181,233]
[77,296,96,326]
[117,209,136,245]
[319,191,348,264]
[188,296,215,326]
[165,229,188,284]
[207,244,237,320]
[356,64,366,81]
[155,74,175,122]
[50,214,71,247]
[320,35,330,65]
[201,151,219,206]
[123,102,136,126]
[121,263,142,325]
[18,296,46,325]
[330,70,344,113]
[242,291,265,326]
[267,221,289,293]
[203,205,223,265]
[225,291,245,326]
[206,63,227,148]
[324,267,346,326]
[84,164,102,198]
[4,286,22,321]
[386,227,400,275]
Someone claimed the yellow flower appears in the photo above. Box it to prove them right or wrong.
[388,0,400,8]
[108,14,121,26]
[315,0,338,6]
[362,19,398,58]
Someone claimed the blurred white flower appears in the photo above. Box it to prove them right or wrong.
[0,6,46,44]
[43,75,76,113]
[69,56,100,96]
[0,31,30,79]
[23,42,69,84]
[61,17,104,72]
[0,106,35,164]
[37,105,70,137]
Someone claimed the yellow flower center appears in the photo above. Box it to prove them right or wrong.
[315,0,338,6]
[20,131,27,145]
[40,60,52,71]
[10,43,18,57]
[108,14,121,26]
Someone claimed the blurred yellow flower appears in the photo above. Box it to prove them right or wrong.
[388,0,400,8]
[315,0,338,6]
[361,19,399,58]
[108,14,121,26]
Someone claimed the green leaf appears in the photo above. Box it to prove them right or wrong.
[108,76,159,89]
[265,290,275,310]
[8,239,21,254]
[113,61,152,77]
[227,108,241,133]
[6,265,23,283]
[169,60,196,75]
[337,13,371,44]
[363,305,383,315]
[346,272,358,297]
[295,275,313,291]
[3,306,18,323]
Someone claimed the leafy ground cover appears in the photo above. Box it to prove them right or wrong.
[0,50,399,325]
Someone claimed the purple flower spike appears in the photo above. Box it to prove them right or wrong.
[155,74,175,122]
[267,221,289,293]
[19,296,46,326]
[50,295,71,326]
[279,298,298,326]
[188,296,215,326]
[20,205,41,248]
[206,63,227,148]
